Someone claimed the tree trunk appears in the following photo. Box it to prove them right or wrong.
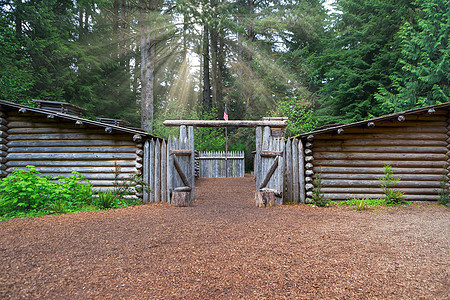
[139,0,156,132]
[202,24,211,111]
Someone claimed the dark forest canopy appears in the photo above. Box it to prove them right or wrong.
[0,0,448,140]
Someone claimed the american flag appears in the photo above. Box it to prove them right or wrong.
[223,106,228,121]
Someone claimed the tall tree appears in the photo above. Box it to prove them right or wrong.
[376,0,449,112]
[312,0,415,124]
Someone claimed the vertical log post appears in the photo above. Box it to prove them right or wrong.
[188,126,195,201]
[161,139,167,203]
[255,126,262,189]
[155,139,161,202]
[298,139,306,204]
[305,135,314,203]
[171,126,192,206]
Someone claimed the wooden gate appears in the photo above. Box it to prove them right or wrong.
[167,125,195,206]
[255,126,285,207]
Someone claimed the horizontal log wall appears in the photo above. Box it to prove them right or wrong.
[312,110,448,201]
[0,107,8,178]
[198,151,245,177]
[5,110,139,194]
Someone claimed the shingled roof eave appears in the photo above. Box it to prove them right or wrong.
[292,102,450,139]
[0,99,162,140]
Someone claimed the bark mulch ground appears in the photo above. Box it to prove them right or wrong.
[0,174,449,299]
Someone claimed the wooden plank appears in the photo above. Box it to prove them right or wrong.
[167,137,173,203]
[260,150,283,157]
[155,139,161,202]
[285,139,292,203]
[255,126,262,189]
[6,153,136,160]
[324,194,439,201]
[7,166,137,174]
[321,187,438,194]
[173,156,191,187]
[314,152,446,161]
[313,146,447,154]
[169,149,192,156]
[143,140,150,202]
[260,156,279,190]
[313,139,447,147]
[319,173,442,181]
[188,126,195,201]
[7,146,137,153]
[7,140,135,147]
[161,140,167,203]
[341,126,447,134]
[298,139,306,204]
[7,133,134,141]
[314,132,447,141]
[317,166,446,174]
[6,160,136,167]
[292,138,299,203]
[163,120,287,128]
[277,138,285,205]
[321,179,440,188]
[149,139,155,202]
[313,160,445,168]
[7,127,111,134]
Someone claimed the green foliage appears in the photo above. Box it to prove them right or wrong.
[0,166,94,217]
[0,166,54,212]
[379,165,406,205]
[312,0,415,125]
[268,96,318,136]
[96,190,118,209]
[376,0,449,113]
[111,163,149,206]
[352,198,367,211]
[312,174,329,207]
[334,198,386,207]
[436,174,450,205]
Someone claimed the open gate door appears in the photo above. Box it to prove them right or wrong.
[168,126,195,206]
[255,126,285,207]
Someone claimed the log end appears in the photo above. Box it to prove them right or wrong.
[171,191,190,207]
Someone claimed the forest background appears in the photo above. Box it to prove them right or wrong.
[0,0,448,170]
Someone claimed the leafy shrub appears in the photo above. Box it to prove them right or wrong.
[436,174,450,206]
[46,199,67,214]
[379,165,405,205]
[353,198,367,211]
[0,166,95,217]
[96,190,118,209]
[312,174,329,207]
[0,166,55,212]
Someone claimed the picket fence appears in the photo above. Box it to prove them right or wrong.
[197,151,245,177]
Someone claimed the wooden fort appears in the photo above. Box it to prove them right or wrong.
[294,103,450,202]
[1,99,449,204]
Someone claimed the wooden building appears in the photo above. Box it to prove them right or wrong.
[0,99,166,200]
[295,103,450,202]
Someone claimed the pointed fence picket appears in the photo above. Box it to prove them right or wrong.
[197,151,245,177]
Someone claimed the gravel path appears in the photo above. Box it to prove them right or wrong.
[0,175,449,299]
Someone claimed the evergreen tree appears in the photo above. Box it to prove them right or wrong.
[376,0,449,112]
[312,0,414,125]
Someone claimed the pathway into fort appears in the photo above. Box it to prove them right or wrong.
[0,175,448,299]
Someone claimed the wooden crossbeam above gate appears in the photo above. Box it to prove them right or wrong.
[163,120,287,128]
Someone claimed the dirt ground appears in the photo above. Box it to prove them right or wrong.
[0,175,449,299]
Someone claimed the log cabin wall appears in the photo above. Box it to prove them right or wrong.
[0,106,8,179]
[310,108,449,201]
[5,110,140,195]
